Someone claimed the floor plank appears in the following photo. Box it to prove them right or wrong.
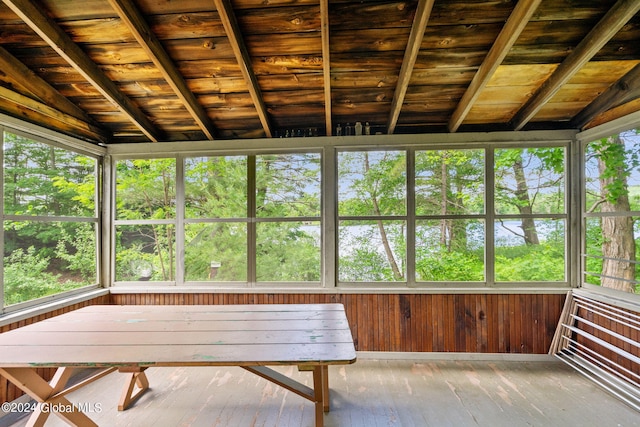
[2,357,638,427]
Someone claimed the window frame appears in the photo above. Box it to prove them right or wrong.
[336,148,409,285]
[111,149,325,288]
[579,126,640,294]
[334,142,570,288]
[1,124,104,314]
[100,130,578,292]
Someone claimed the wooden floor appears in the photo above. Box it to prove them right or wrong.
[2,356,639,427]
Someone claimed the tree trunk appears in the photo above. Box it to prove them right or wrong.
[513,155,539,245]
[450,172,468,252]
[598,136,635,293]
[364,153,403,280]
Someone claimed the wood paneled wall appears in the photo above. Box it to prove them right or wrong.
[109,292,566,353]
[0,294,110,405]
[0,292,566,406]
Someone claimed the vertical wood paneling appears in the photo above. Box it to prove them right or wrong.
[104,292,566,354]
[2,292,570,406]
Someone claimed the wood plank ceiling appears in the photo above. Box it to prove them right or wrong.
[0,0,639,144]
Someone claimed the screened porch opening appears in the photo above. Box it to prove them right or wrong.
[2,0,640,425]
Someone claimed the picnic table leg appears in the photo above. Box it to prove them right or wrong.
[118,367,149,411]
[0,367,97,427]
[312,366,326,427]
[27,367,75,427]
[322,365,329,412]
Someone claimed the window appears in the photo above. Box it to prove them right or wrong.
[114,152,322,285]
[115,158,176,282]
[415,149,485,282]
[583,130,640,293]
[338,150,406,282]
[111,138,570,289]
[337,145,566,286]
[494,147,566,282]
[255,153,321,282]
[2,130,99,309]
[184,156,247,282]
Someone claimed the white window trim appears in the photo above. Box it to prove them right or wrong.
[0,119,105,314]
[107,130,577,291]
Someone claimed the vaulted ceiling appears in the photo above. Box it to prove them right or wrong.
[1,0,640,145]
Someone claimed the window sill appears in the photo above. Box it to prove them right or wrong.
[107,284,573,295]
[0,288,109,327]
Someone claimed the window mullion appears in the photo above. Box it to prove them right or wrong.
[486,147,495,286]
[407,148,416,286]
[175,155,185,286]
[247,155,257,286]
[323,146,337,288]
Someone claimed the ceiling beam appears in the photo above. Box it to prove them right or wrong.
[320,0,332,136]
[0,86,110,143]
[0,45,101,127]
[448,0,542,133]
[213,0,272,138]
[571,63,640,129]
[107,0,216,140]
[2,0,162,142]
[386,0,435,135]
[510,0,640,131]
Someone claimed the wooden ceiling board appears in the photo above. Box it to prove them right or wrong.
[0,0,639,143]
[585,97,640,129]
[485,64,559,87]
[563,60,640,83]
[532,102,590,122]
[236,5,321,35]
[533,60,640,122]
[472,86,537,106]
[428,0,514,26]
[465,103,523,124]
[532,0,618,21]
[176,59,242,78]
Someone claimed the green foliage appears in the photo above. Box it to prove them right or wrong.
[256,223,320,281]
[415,149,484,216]
[416,248,484,281]
[590,137,632,203]
[583,132,640,292]
[256,154,321,218]
[185,156,247,218]
[339,221,406,282]
[3,248,83,306]
[3,132,98,306]
[495,243,565,282]
[338,151,406,216]
[3,133,95,218]
[116,158,176,220]
[184,222,247,281]
[494,147,565,215]
[55,224,97,281]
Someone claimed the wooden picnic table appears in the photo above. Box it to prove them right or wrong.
[0,303,356,426]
